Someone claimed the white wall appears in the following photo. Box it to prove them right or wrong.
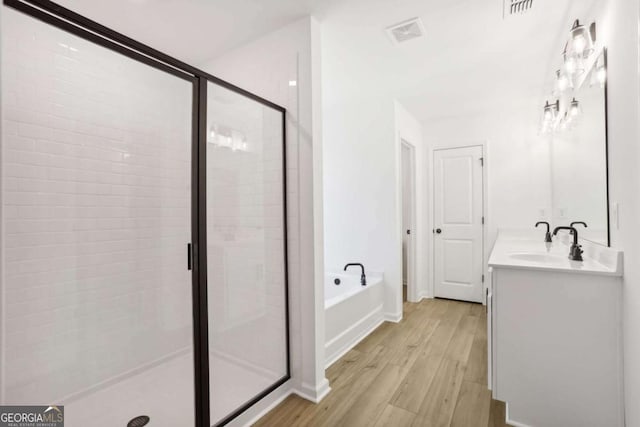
[422,105,553,296]
[200,16,329,423]
[598,0,640,425]
[322,95,401,317]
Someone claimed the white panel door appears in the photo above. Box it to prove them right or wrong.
[433,146,484,302]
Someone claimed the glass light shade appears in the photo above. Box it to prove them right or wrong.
[596,65,607,87]
[564,53,577,75]
[573,34,587,55]
[556,70,571,92]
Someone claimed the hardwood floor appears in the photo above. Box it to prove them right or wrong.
[254,298,511,427]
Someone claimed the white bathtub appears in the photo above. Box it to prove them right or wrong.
[324,271,384,367]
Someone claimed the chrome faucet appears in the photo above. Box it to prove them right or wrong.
[552,226,584,261]
[344,263,367,286]
[535,222,553,243]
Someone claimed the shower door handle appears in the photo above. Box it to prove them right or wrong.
[187,243,193,271]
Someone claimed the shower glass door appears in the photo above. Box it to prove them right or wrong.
[1,7,196,426]
[205,81,289,425]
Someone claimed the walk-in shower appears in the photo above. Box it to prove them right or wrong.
[0,1,290,426]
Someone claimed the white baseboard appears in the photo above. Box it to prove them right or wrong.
[325,305,384,367]
[237,379,331,426]
[505,403,534,427]
[60,346,191,405]
[418,292,433,301]
[294,378,331,403]
[384,312,402,323]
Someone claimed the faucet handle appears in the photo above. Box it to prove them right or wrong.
[536,221,550,231]
[536,222,552,242]
[569,222,588,234]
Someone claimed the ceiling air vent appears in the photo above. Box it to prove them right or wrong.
[386,18,425,45]
[504,0,533,17]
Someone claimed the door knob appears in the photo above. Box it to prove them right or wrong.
[435,228,442,234]
[406,230,411,235]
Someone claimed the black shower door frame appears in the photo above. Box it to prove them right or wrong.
[1,1,291,426]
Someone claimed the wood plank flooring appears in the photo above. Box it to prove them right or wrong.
[254,298,511,427]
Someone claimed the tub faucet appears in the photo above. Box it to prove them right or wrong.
[344,263,367,286]
[535,221,553,243]
[552,226,584,261]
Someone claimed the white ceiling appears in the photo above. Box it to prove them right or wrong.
[55,0,338,64]
[317,0,606,121]
[54,0,605,121]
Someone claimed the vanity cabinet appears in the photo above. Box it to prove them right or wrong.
[488,265,623,427]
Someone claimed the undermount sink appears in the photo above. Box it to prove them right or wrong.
[508,253,567,264]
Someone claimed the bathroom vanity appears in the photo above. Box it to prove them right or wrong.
[487,231,624,427]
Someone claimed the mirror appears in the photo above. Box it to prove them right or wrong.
[549,49,609,246]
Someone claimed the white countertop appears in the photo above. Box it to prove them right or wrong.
[488,229,624,277]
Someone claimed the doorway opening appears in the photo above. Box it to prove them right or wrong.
[401,140,416,305]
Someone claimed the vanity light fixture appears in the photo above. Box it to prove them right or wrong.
[539,19,602,136]
[543,100,559,122]
[568,20,596,59]
[541,100,560,134]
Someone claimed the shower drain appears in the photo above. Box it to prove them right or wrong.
[127,415,150,427]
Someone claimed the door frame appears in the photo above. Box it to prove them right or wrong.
[429,142,488,304]
[400,140,417,303]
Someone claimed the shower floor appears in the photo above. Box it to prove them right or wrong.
[65,352,276,427]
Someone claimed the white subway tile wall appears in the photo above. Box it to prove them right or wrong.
[1,7,194,409]
[205,82,288,424]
